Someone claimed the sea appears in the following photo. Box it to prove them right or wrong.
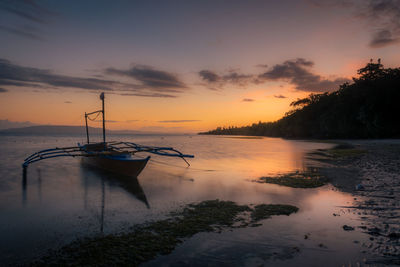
[0,134,369,266]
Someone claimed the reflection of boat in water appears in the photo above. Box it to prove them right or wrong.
[22,92,194,177]
[81,162,150,208]
[80,163,150,233]
[21,161,150,233]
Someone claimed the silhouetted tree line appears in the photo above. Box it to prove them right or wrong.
[200,60,400,138]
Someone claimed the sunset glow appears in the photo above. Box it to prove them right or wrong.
[1,0,399,132]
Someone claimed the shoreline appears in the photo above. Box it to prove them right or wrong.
[200,133,400,142]
[309,140,400,264]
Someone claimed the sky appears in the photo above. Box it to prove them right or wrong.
[0,0,399,133]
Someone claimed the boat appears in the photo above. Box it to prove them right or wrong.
[22,92,194,177]
[79,142,150,177]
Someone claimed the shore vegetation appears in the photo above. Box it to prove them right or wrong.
[201,60,400,138]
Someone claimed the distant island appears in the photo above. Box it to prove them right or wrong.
[0,119,37,130]
[200,60,400,139]
[0,125,176,136]
[0,125,101,136]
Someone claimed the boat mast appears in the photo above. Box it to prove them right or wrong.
[100,92,105,144]
[85,112,90,144]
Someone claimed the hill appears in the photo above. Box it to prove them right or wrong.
[0,125,182,136]
[201,60,400,138]
[0,119,37,130]
[0,125,104,136]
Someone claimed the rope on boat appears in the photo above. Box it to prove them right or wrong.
[87,112,101,121]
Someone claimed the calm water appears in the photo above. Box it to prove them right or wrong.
[0,134,368,266]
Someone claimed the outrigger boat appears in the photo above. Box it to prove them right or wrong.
[23,93,194,177]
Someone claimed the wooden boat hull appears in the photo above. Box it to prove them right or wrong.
[82,155,150,177]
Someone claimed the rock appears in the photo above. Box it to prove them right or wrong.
[367,227,381,236]
[343,225,355,231]
[355,184,365,190]
[388,233,400,239]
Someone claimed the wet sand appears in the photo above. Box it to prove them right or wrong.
[311,140,400,265]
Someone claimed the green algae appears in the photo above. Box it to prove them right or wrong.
[257,171,327,188]
[326,148,366,158]
[222,136,264,139]
[34,200,298,267]
[311,143,367,159]
[256,144,365,189]
[251,204,299,221]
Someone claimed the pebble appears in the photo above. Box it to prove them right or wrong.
[388,233,400,239]
[355,184,365,190]
[343,225,355,231]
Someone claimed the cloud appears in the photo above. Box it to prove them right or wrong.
[94,120,119,123]
[137,126,187,133]
[107,120,119,123]
[158,120,201,123]
[0,88,7,92]
[359,0,400,48]
[256,64,269,68]
[370,29,400,48]
[310,0,400,48]
[120,92,177,98]
[0,58,119,90]
[105,65,187,91]
[0,0,54,40]
[274,94,287,98]
[198,69,255,90]
[223,72,253,85]
[258,58,350,92]
[0,0,51,24]
[94,119,140,123]
[0,78,43,87]
[199,70,220,83]
[199,59,348,92]
[0,25,43,40]
[242,98,255,102]
[64,101,72,104]
[0,58,187,98]
[308,0,353,8]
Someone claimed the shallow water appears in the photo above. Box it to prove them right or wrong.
[0,134,369,265]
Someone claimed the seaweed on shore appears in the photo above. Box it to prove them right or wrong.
[256,171,327,188]
[256,144,365,189]
[311,143,367,160]
[222,136,264,139]
[251,204,299,221]
[34,200,298,267]
[326,147,366,158]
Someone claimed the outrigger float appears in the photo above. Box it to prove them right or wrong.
[23,93,194,177]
